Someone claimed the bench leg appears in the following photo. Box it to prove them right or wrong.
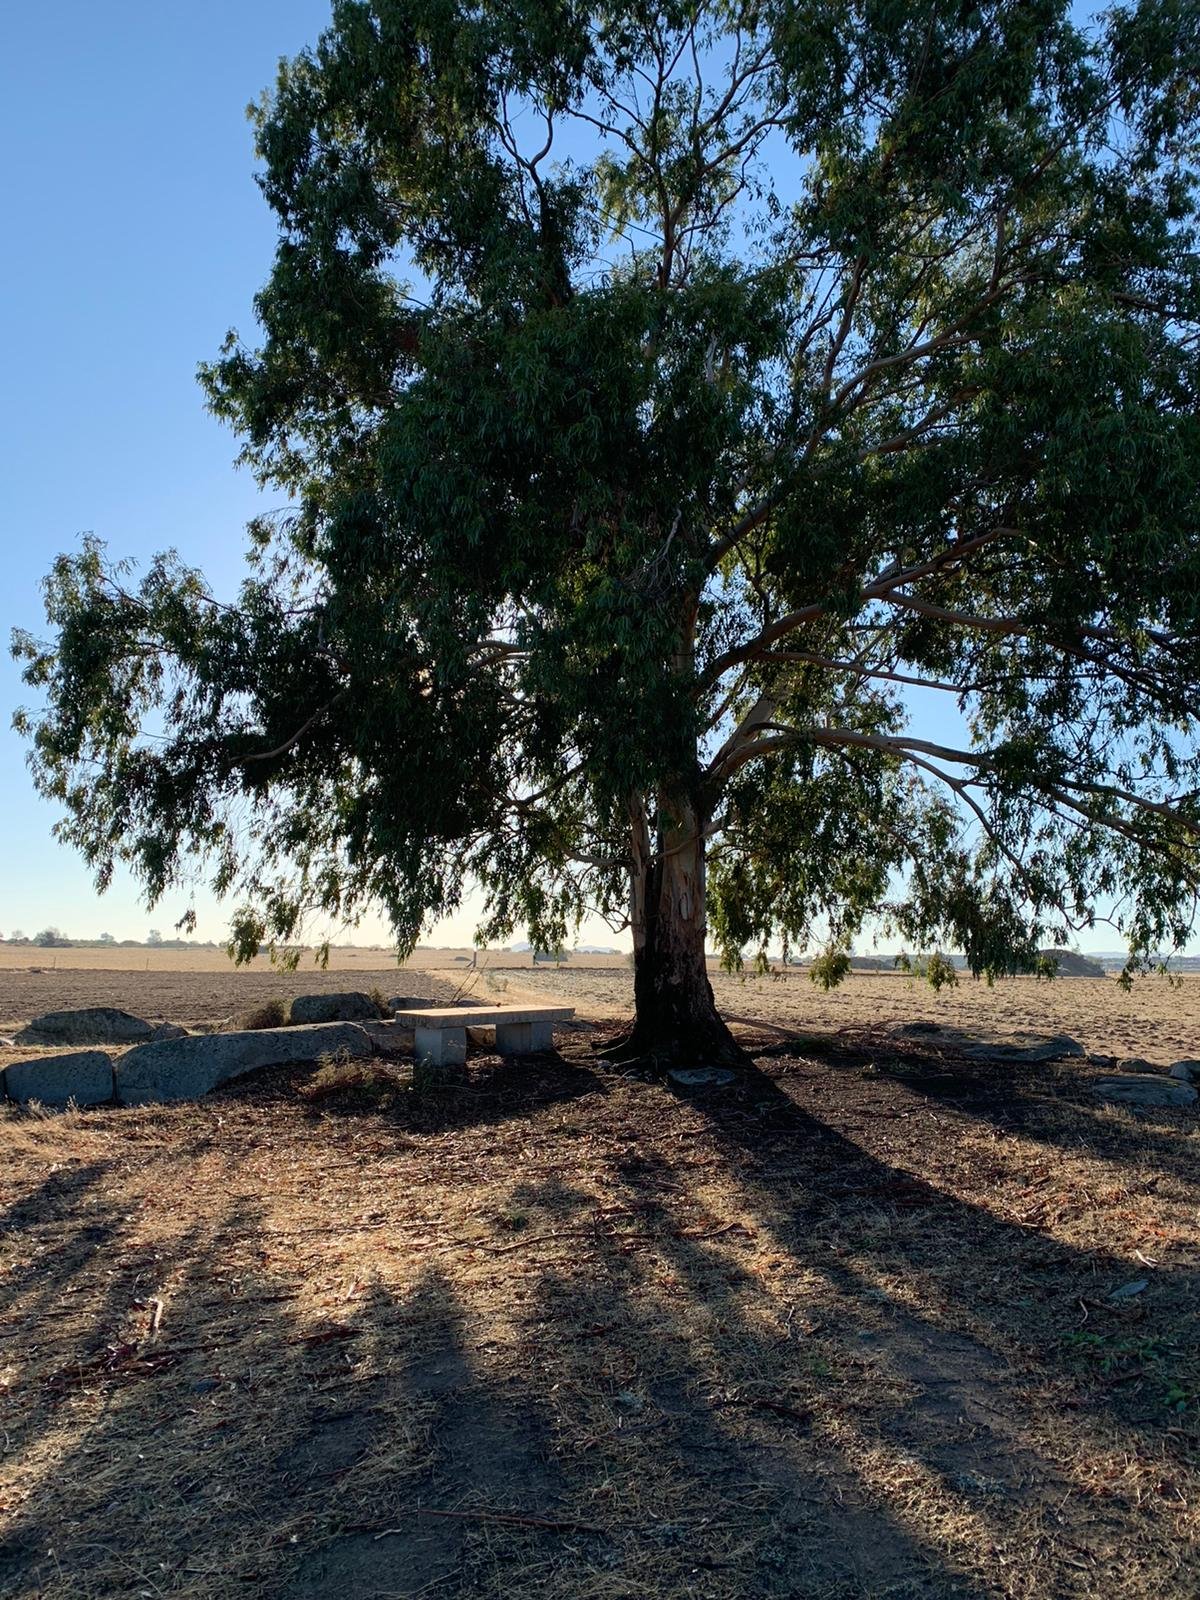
[495,1021,554,1056]
[495,1021,532,1056]
[413,1027,467,1089]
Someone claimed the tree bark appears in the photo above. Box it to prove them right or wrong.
[608,789,746,1067]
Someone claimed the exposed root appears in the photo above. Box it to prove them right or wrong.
[600,1019,750,1071]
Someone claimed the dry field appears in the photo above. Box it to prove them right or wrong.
[514,966,1200,1069]
[1,964,1198,1599]
[0,948,618,1040]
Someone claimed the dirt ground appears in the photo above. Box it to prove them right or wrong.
[510,966,1200,1068]
[3,953,1198,1063]
[0,949,602,1038]
[1,968,1198,1599]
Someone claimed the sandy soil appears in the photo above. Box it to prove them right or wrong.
[0,949,611,1039]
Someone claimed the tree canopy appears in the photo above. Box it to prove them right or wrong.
[14,0,1200,1054]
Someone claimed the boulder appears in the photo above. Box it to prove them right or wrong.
[669,1067,737,1089]
[115,1022,373,1105]
[151,1022,189,1041]
[961,1033,1084,1064]
[1168,1059,1200,1083]
[15,1007,157,1046]
[359,1019,415,1056]
[289,992,383,1025]
[1114,1057,1159,1076]
[1093,1077,1198,1109]
[4,1050,113,1107]
[897,1026,1085,1063]
[388,996,427,1012]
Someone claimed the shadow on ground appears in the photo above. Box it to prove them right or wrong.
[0,1027,1196,1599]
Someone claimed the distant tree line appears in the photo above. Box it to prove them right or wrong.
[0,929,222,949]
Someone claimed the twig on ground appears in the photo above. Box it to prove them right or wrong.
[373,1507,607,1536]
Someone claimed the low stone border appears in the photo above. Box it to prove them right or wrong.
[1,1022,377,1108]
[2,1050,115,1108]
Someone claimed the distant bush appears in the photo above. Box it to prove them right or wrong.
[236,999,291,1031]
[895,951,960,990]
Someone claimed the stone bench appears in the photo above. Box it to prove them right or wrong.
[402,1004,575,1068]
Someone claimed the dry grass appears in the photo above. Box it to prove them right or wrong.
[1,977,1198,1599]
[234,998,292,1032]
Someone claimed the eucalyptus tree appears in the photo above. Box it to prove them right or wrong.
[15,0,1200,1062]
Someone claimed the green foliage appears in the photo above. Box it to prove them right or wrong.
[895,951,960,991]
[12,0,1200,989]
[809,949,853,991]
[1062,1330,1195,1414]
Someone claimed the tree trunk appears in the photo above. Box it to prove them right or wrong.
[609,790,746,1067]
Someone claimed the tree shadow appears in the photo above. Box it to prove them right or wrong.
[800,1026,1200,1188]
[500,1055,1197,1594]
[1,1041,1195,1598]
[0,1182,566,1597]
[241,1049,606,1143]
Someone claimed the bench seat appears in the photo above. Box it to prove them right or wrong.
[400,1004,575,1067]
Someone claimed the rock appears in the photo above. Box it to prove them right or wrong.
[388,996,427,1012]
[1109,1278,1149,1300]
[14,1007,157,1046]
[1088,1054,1117,1068]
[1093,1076,1198,1109]
[289,992,383,1024]
[668,1067,737,1089]
[359,1020,415,1056]
[0,1037,14,1048]
[896,1021,943,1036]
[961,1033,1084,1064]
[115,1022,373,1105]
[3,1050,114,1107]
[151,1021,189,1041]
[1168,1060,1200,1083]
[1114,1057,1159,1076]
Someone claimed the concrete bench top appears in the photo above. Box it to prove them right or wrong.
[401,1004,574,1029]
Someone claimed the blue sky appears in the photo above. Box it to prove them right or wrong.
[0,2,1155,956]
[0,2,353,944]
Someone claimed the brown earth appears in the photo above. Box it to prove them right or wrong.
[0,948,610,1041]
[512,965,1200,1068]
[1,966,1197,1599]
[3,954,1197,1061]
